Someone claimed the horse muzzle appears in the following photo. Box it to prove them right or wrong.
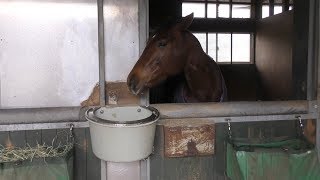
[127,75,146,95]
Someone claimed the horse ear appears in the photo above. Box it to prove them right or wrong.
[176,13,194,31]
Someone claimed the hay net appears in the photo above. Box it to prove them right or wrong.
[0,129,74,163]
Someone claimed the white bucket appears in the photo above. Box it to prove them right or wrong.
[85,105,159,162]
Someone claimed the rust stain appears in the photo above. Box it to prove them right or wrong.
[5,136,14,149]
[164,124,215,158]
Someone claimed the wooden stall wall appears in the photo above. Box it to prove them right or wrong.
[255,10,294,101]
[0,128,101,180]
[220,65,259,101]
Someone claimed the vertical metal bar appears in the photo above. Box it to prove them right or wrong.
[206,33,208,54]
[97,0,107,178]
[284,0,289,11]
[0,77,1,108]
[216,33,218,62]
[255,0,262,20]
[269,0,274,16]
[205,0,208,18]
[231,33,233,64]
[205,0,208,55]
[101,160,107,180]
[139,0,149,107]
[251,33,255,64]
[216,1,219,18]
[229,0,232,18]
[315,0,320,161]
[229,0,232,64]
[98,0,106,106]
[307,0,316,101]
[139,0,150,179]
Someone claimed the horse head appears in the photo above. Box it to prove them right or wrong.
[127,13,195,95]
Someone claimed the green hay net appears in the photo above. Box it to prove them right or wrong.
[0,131,74,180]
[227,139,320,180]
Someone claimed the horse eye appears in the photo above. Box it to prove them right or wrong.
[158,41,167,48]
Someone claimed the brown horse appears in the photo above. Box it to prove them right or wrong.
[127,13,227,103]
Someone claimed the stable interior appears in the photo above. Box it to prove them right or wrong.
[149,0,310,103]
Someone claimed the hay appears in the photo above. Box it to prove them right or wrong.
[0,143,73,163]
[0,130,74,163]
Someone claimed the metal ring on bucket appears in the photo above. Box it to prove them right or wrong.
[85,106,159,126]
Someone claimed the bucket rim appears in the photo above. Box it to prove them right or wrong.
[85,105,160,126]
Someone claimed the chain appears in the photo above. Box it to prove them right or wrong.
[68,123,74,143]
[297,116,304,136]
[226,118,232,140]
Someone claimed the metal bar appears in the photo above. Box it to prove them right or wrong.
[101,160,107,180]
[153,100,311,119]
[0,121,88,132]
[0,107,85,124]
[0,100,312,124]
[307,0,316,101]
[158,113,317,126]
[231,32,233,64]
[315,0,320,161]
[139,0,149,107]
[97,0,106,106]
[140,158,150,180]
[138,1,150,180]
[0,112,315,131]
[283,0,289,11]
[269,0,274,16]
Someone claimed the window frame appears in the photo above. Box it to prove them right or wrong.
[181,0,293,64]
[181,0,256,64]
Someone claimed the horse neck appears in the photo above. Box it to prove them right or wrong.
[182,35,223,102]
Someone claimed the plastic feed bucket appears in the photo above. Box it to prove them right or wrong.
[85,106,159,162]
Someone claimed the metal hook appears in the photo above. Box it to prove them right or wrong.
[226,118,232,140]
[69,123,74,140]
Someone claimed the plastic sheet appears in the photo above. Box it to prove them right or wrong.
[227,139,320,180]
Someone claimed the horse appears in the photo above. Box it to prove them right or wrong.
[127,13,227,103]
